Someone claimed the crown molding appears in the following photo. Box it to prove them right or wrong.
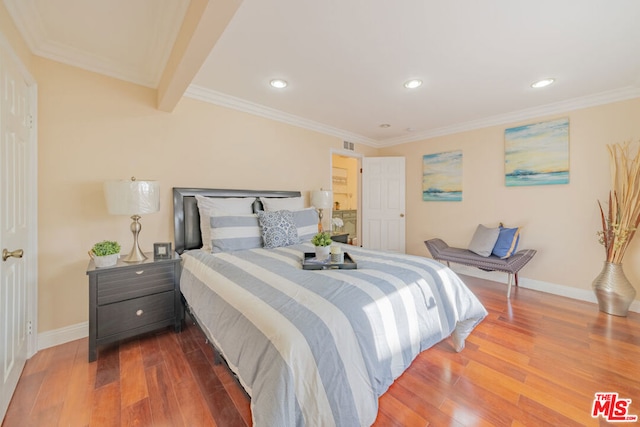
[3,0,186,88]
[185,85,381,147]
[186,84,640,149]
[381,86,640,147]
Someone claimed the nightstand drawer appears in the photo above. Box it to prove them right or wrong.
[97,291,175,338]
[97,263,175,305]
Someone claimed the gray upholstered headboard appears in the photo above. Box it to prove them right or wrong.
[172,187,302,254]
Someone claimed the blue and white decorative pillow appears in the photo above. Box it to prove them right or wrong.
[257,210,300,248]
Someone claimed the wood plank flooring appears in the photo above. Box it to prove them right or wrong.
[3,275,639,426]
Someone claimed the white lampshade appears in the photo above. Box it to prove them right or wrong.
[104,179,160,215]
[311,190,332,210]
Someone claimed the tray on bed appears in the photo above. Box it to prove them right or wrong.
[302,252,357,270]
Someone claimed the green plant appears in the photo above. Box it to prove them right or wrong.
[311,232,332,247]
[91,240,121,256]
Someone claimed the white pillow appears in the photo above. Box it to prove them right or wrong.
[260,196,304,211]
[195,195,255,251]
[468,224,500,257]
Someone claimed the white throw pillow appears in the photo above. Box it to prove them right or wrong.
[468,224,500,257]
[260,196,304,211]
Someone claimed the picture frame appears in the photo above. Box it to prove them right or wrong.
[504,117,569,186]
[422,150,463,201]
[153,242,172,260]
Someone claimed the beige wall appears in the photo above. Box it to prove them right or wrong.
[380,98,640,301]
[3,3,639,335]
[33,57,378,333]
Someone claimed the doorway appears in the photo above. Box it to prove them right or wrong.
[330,153,360,245]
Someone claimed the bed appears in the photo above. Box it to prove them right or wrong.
[173,187,488,427]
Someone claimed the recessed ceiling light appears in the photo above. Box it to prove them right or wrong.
[404,79,422,89]
[531,78,555,89]
[270,79,288,89]
[379,124,391,128]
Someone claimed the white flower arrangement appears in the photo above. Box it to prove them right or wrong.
[332,217,344,229]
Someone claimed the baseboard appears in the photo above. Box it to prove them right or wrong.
[37,321,88,351]
[450,265,640,314]
[33,268,639,351]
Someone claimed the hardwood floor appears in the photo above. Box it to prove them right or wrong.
[3,275,639,427]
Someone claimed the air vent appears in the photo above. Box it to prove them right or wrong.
[343,141,354,151]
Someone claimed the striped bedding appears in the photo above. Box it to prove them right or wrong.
[180,243,488,427]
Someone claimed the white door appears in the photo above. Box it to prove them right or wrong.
[361,157,406,252]
[0,36,37,421]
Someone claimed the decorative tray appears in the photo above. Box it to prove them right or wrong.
[302,252,357,270]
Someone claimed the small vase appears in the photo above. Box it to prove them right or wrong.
[592,262,637,317]
[315,245,330,260]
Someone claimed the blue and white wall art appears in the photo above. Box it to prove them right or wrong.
[422,150,463,201]
[505,118,570,186]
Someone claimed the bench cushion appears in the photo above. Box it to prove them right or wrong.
[425,238,536,275]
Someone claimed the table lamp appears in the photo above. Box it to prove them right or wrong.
[104,177,160,262]
[311,189,332,232]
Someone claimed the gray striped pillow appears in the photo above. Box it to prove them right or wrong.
[292,208,319,242]
[210,214,262,253]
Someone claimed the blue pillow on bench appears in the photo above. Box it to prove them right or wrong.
[492,226,520,258]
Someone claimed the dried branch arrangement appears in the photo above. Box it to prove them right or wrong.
[598,140,640,264]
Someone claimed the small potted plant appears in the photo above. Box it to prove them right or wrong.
[89,240,121,267]
[311,232,332,259]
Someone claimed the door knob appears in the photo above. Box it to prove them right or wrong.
[400,213,405,218]
[3,248,24,262]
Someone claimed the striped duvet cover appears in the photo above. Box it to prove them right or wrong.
[180,243,487,427]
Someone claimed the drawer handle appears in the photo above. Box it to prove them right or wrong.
[136,309,144,316]
[135,270,144,275]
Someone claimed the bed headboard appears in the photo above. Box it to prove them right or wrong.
[173,187,302,254]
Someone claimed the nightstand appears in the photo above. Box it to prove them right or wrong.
[86,252,183,362]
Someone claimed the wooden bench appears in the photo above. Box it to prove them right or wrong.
[424,238,536,298]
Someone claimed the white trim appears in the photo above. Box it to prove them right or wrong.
[30,268,639,351]
[382,86,640,146]
[450,264,640,314]
[185,85,381,147]
[3,0,188,88]
[186,84,640,148]
[37,322,88,351]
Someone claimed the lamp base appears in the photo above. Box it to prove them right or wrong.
[318,208,324,232]
[122,215,148,263]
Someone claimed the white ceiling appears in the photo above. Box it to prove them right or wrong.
[5,0,640,147]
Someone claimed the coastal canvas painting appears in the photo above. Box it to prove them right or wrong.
[505,118,569,186]
[422,150,462,201]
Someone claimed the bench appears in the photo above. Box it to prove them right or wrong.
[424,238,536,298]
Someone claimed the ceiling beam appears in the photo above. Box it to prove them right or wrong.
[157,0,242,112]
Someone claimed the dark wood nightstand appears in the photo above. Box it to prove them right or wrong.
[331,233,349,244]
[86,252,182,362]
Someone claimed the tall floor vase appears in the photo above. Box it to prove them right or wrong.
[592,262,637,317]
